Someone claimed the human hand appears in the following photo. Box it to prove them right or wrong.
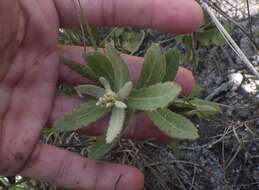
[0,0,203,189]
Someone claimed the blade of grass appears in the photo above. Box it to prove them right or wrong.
[74,0,97,50]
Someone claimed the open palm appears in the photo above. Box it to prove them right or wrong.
[0,0,202,189]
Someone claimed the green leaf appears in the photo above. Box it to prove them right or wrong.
[115,101,127,109]
[171,98,221,119]
[185,99,221,118]
[147,108,199,140]
[175,35,184,44]
[212,21,233,46]
[197,29,215,46]
[170,140,180,159]
[187,84,202,98]
[106,108,126,143]
[62,57,97,81]
[183,35,193,51]
[137,44,166,89]
[120,29,145,54]
[117,81,133,100]
[88,109,135,160]
[106,45,130,92]
[75,85,105,98]
[88,136,117,160]
[54,100,110,132]
[127,82,181,111]
[99,77,112,92]
[212,32,226,46]
[83,52,115,86]
[163,48,180,81]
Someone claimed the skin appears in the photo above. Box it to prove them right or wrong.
[0,0,203,189]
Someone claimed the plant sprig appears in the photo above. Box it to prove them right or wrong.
[55,44,220,159]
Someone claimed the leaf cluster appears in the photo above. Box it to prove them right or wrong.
[55,44,220,159]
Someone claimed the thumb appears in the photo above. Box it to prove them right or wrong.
[0,0,25,79]
[20,144,144,190]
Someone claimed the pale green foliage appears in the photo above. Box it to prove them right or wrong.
[62,57,97,81]
[127,82,181,111]
[105,45,130,92]
[172,98,221,119]
[106,108,126,143]
[117,81,133,100]
[137,44,166,89]
[54,100,110,131]
[83,52,115,86]
[114,101,127,109]
[75,85,105,98]
[147,108,199,140]
[185,99,221,118]
[164,48,180,81]
[99,77,112,92]
[111,28,145,54]
[57,43,220,159]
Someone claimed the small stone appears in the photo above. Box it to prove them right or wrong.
[228,73,243,91]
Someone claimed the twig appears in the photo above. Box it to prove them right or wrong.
[205,1,259,52]
[246,0,253,39]
[74,0,98,51]
[205,81,231,101]
[189,166,197,190]
[225,145,241,169]
[148,160,201,168]
[201,1,259,79]
[73,0,87,52]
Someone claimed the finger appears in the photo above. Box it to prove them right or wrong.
[58,45,195,96]
[0,0,23,80]
[49,94,172,144]
[20,144,144,190]
[54,0,203,33]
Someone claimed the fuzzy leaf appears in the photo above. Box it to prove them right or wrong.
[62,57,97,81]
[54,100,110,132]
[106,108,126,143]
[147,108,199,140]
[106,45,130,92]
[163,48,180,81]
[119,29,145,54]
[83,52,115,86]
[88,136,117,160]
[185,99,221,118]
[137,44,166,89]
[115,101,127,109]
[88,109,135,160]
[172,98,221,119]
[99,77,112,92]
[127,82,181,111]
[75,85,105,98]
[117,81,133,100]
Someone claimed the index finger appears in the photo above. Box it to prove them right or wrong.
[54,0,203,33]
